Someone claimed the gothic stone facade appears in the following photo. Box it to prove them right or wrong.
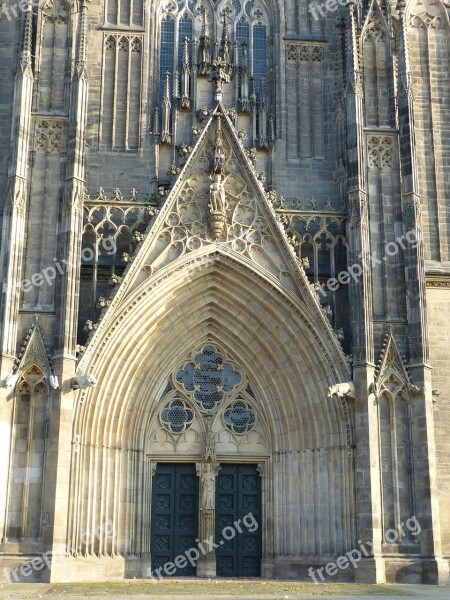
[0,0,449,585]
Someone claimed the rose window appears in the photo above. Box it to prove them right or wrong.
[176,345,241,412]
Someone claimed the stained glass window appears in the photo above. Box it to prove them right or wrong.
[236,17,250,64]
[176,346,241,412]
[178,14,193,69]
[158,1,268,102]
[160,398,194,433]
[159,17,175,103]
[253,24,267,92]
[224,399,256,434]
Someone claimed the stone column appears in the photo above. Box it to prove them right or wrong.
[345,1,385,583]
[395,0,448,583]
[0,3,35,545]
[46,0,89,581]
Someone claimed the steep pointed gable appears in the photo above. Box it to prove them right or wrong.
[375,328,411,389]
[79,104,349,374]
[107,104,327,309]
[13,318,54,386]
[361,0,390,40]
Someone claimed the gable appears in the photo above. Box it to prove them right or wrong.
[110,104,324,307]
[79,104,349,374]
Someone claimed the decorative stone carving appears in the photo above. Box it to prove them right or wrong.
[204,414,216,461]
[403,196,422,233]
[367,135,393,171]
[49,375,60,389]
[208,174,227,240]
[72,374,97,390]
[201,462,216,510]
[3,374,19,390]
[35,119,66,153]
[328,382,356,399]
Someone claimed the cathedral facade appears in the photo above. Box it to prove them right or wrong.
[0,0,449,585]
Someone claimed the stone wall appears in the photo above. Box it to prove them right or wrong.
[427,284,450,559]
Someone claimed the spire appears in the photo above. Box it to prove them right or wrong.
[258,77,267,148]
[239,44,250,113]
[233,40,239,73]
[76,0,88,77]
[213,114,225,175]
[181,37,191,109]
[152,106,160,142]
[201,6,209,38]
[19,0,34,72]
[219,12,231,65]
[163,71,171,106]
[209,12,232,101]
[183,36,190,69]
[173,70,180,99]
[198,7,211,75]
[161,71,172,144]
[250,76,256,111]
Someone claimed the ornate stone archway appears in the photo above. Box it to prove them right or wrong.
[55,247,356,580]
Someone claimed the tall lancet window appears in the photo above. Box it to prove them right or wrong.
[158,2,197,104]
[217,0,269,92]
[156,0,271,148]
[159,16,176,104]
[157,0,269,103]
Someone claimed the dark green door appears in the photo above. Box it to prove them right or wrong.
[151,463,199,576]
[215,464,262,577]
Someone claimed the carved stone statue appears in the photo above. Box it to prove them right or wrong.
[208,174,227,240]
[209,175,226,214]
[201,463,216,511]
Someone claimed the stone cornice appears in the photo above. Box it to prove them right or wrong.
[426,276,450,289]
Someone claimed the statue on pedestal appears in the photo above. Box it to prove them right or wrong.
[201,462,216,511]
[208,174,227,240]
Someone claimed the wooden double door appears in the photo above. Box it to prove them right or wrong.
[151,463,262,577]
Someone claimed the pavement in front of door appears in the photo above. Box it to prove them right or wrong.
[0,580,450,600]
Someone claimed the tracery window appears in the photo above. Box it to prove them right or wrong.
[223,399,256,434]
[157,0,269,103]
[176,345,241,412]
[160,397,194,433]
[157,344,258,437]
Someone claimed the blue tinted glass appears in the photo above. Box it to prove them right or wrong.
[178,15,193,68]
[159,17,175,103]
[236,17,250,63]
[245,0,254,17]
[253,24,267,91]
[176,346,241,412]
[232,0,241,14]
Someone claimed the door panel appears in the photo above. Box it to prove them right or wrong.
[215,464,262,577]
[151,463,199,576]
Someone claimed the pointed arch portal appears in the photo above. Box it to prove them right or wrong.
[67,246,356,577]
[63,105,356,579]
